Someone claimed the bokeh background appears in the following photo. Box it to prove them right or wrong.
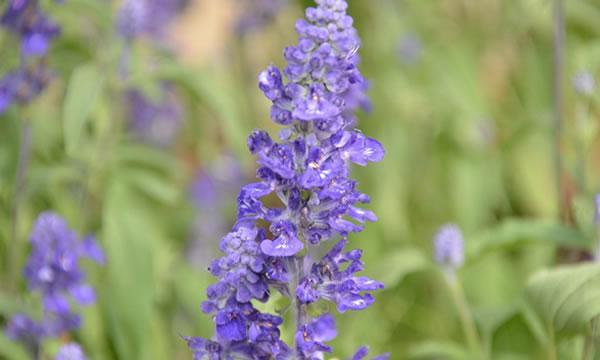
[2,0,600,359]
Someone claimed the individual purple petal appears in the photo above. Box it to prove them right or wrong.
[55,342,87,360]
[43,294,70,314]
[351,346,370,360]
[79,236,105,264]
[337,293,374,312]
[69,284,96,305]
[215,309,247,341]
[261,221,304,257]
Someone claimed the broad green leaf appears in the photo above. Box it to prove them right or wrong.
[63,63,104,157]
[468,219,591,259]
[121,168,180,205]
[101,179,159,359]
[372,248,431,288]
[407,341,468,360]
[526,263,600,335]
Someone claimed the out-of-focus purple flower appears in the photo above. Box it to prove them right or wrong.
[5,314,45,355]
[116,0,147,40]
[434,224,465,270]
[236,0,289,35]
[24,212,104,315]
[125,87,183,147]
[185,0,386,357]
[573,71,596,96]
[0,0,60,115]
[55,342,87,360]
[397,33,422,64]
[116,0,187,41]
[0,64,53,115]
[595,194,600,224]
[5,212,103,353]
[187,155,245,269]
[350,346,391,360]
[1,0,61,56]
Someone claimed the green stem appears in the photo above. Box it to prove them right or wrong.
[8,118,32,291]
[574,102,589,193]
[552,0,566,220]
[548,324,557,360]
[445,272,483,358]
[584,288,600,358]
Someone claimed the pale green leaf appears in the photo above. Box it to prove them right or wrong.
[407,341,468,360]
[526,263,600,335]
[63,63,104,157]
[372,248,431,288]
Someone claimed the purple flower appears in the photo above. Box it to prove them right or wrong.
[4,212,103,353]
[116,0,147,40]
[55,342,87,360]
[1,0,61,57]
[187,156,245,269]
[350,346,391,360]
[116,0,186,41]
[24,212,104,315]
[185,0,386,357]
[0,64,53,115]
[296,314,337,358]
[183,336,223,360]
[573,71,596,96]
[125,87,183,147]
[434,224,465,270]
[297,239,384,312]
[397,33,423,64]
[236,0,289,35]
[5,314,45,355]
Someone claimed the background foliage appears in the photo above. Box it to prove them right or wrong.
[2,0,600,359]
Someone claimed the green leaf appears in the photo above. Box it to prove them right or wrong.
[0,332,29,360]
[63,63,104,157]
[372,248,431,288]
[468,219,591,259]
[407,341,468,360]
[121,168,180,205]
[526,263,600,335]
[101,179,159,359]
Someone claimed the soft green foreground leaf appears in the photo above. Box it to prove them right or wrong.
[63,63,104,157]
[526,262,600,335]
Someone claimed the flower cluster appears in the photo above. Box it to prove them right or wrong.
[433,224,465,272]
[236,0,289,35]
[125,87,183,147]
[0,0,61,115]
[186,0,388,359]
[116,0,187,41]
[5,212,104,358]
[187,155,245,269]
[116,0,186,147]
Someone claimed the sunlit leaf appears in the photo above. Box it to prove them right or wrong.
[526,263,600,335]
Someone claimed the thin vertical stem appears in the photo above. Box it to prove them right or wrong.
[445,272,483,358]
[548,324,558,360]
[8,118,32,290]
[552,0,566,220]
[286,256,301,358]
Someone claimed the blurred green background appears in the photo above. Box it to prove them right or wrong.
[2,0,600,359]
